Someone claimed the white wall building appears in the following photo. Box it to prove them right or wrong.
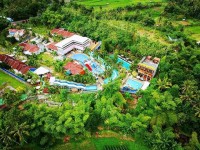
[55,35,91,56]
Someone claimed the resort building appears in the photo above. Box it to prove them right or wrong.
[19,43,44,55]
[55,35,91,56]
[137,56,160,81]
[0,54,30,74]
[51,28,74,38]
[46,42,58,51]
[8,29,25,41]
[63,62,85,75]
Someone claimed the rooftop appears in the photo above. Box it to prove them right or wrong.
[51,28,74,38]
[63,61,85,75]
[19,43,39,53]
[138,56,160,71]
[56,35,90,48]
[46,42,58,51]
[0,54,30,74]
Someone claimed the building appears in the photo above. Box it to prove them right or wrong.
[0,54,30,74]
[55,35,91,56]
[51,28,74,38]
[19,43,44,55]
[8,29,25,41]
[63,62,85,75]
[46,42,58,51]
[137,56,160,81]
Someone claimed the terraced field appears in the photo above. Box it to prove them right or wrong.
[76,0,165,9]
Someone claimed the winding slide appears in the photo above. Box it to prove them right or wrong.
[50,78,97,91]
[121,86,138,94]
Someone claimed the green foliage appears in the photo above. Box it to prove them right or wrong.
[0,18,9,31]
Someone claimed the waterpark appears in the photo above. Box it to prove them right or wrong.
[0,27,160,97]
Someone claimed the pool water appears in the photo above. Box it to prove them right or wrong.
[117,57,131,70]
[125,78,143,90]
[71,53,104,75]
[104,70,118,84]
[91,62,104,75]
[71,54,89,64]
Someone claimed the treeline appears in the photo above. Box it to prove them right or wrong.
[0,0,65,21]
[165,0,200,19]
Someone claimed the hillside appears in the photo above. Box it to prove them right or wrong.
[0,1,199,150]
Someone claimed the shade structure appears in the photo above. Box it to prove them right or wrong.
[34,67,50,75]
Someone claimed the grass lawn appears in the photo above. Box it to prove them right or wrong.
[76,0,165,10]
[185,26,200,41]
[32,26,50,36]
[0,70,27,90]
[51,137,148,150]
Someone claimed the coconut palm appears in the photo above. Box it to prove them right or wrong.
[11,122,30,144]
[0,127,15,148]
[157,77,172,91]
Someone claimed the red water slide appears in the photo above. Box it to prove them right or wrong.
[85,63,92,71]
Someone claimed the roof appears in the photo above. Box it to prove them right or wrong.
[34,67,50,75]
[63,62,85,75]
[0,54,30,74]
[46,42,58,51]
[51,28,74,38]
[9,29,18,33]
[56,35,90,48]
[19,43,39,53]
[138,56,160,71]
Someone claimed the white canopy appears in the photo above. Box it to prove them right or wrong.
[141,81,150,90]
[34,67,49,75]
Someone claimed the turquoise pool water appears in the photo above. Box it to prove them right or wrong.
[71,53,104,75]
[71,54,89,64]
[117,57,131,70]
[104,70,118,84]
[91,62,104,75]
[125,78,143,90]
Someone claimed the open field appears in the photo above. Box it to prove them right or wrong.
[51,137,148,150]
[185,26,200,41]
[0,70,27,90]
[76,0,166,9]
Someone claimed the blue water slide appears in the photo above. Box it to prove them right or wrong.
[53,79,97,91]
[54,79,86,89]
[121,86,138,94]
[85,85,97,91]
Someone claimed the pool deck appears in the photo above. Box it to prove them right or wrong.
[122,75,149,91]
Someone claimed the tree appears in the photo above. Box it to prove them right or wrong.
[0,18,9,31]
[12,122,30,144]
[157,77,172,91]
[0,127,14,148]
[54,60,64,73]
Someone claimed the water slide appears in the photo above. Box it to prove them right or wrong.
[121,86,138,94]
[85,63,92,71]
[51,78,97,91]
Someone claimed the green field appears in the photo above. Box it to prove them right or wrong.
[76,0,165,9]
[0,70,27,90]
[51,138,148,150]
[185,26,200,41]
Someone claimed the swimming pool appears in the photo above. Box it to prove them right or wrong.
[71,53,104,75]
[104,70,118,84]
[91,62,104,75]
[118,57,131,70]
[71,54,89,64]
[125,78,143,90]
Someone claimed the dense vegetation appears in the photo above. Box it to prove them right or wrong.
[0,0,200,150]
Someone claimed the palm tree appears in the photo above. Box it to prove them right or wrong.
[0,127,15,148]
[157,77,172,91]
[11,122,30,144]
[180,80,199,103]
